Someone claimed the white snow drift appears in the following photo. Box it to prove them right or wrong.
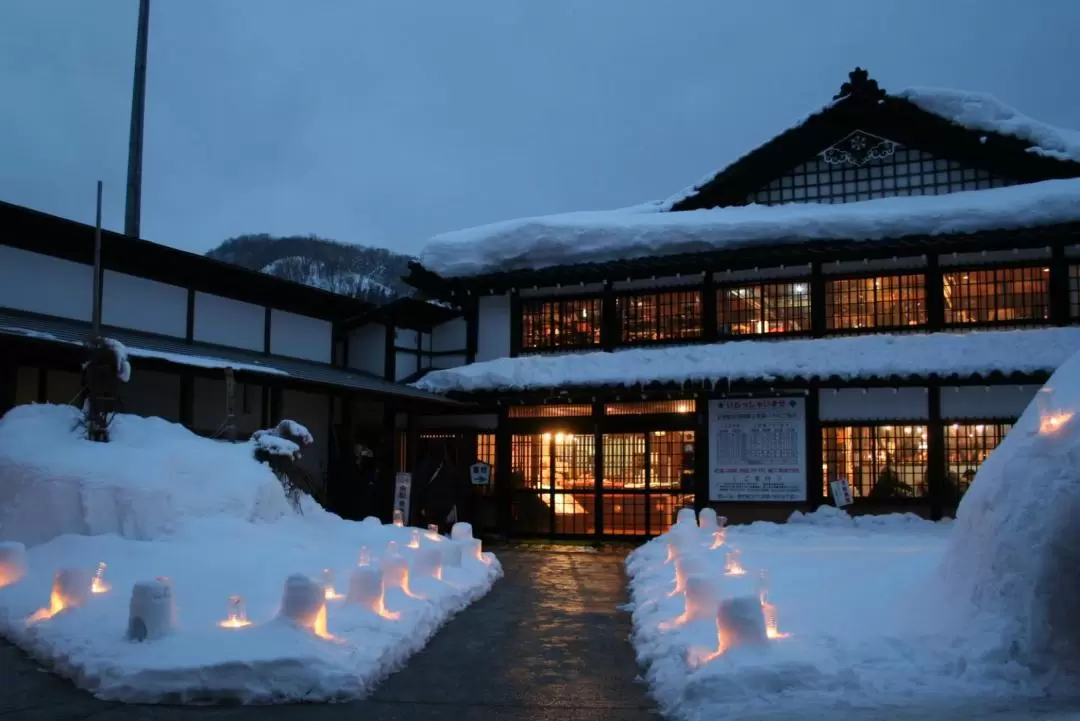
[0,404,500,704]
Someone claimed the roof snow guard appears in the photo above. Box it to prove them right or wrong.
[413,327,1080,396]
[409,68,1080,293]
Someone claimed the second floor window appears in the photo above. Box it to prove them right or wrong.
[943,266,1049,325]
[718,281,811,336]
[826,274,926,330]
[617,290,702,343]
[521,298,601,350]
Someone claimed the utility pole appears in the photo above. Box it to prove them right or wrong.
[124,0,150,238]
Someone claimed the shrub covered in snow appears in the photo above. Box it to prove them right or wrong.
[251,420,317,511]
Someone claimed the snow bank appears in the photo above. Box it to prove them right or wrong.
[940,348,1080,672]
[0,405,501,703]
[419,177,1080,278]
[414,326,1080,394]
[625,513,1066,719]
[0,404,293,546]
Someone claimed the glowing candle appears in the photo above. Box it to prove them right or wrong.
[91,562,110,594]
[218,595,251,628]
[392,509,404,527]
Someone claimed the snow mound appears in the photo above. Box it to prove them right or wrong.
[0,404,292,546]
[941,349,1080,673]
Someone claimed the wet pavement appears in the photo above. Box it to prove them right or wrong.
[0,550,659,721]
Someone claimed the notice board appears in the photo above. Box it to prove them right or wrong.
[708,397,806,502]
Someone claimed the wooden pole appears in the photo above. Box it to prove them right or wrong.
[92,180,103,339]
[124,0,150,238]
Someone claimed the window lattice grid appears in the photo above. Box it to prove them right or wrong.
[616,290,703,343]
[475,433,497,497]
[511,493,552,536]
[648,494,695,536]
[822,425,928,499]
[1071,265,1080,318]
[602,434,646,489]
[745,146,1017,206]
[717,281,812,336]
[943,267,1050,325]
[396,430,407,474]
[552,432,595,491]
[511,434,549,491]
[649,431,695,491]
[508,404,593,418]
[826,274,927,330]
[521,298,602,350]
[553,493,596,535]
[944,422,1012,500]
[603,494,647,536]
[604,400,696,415]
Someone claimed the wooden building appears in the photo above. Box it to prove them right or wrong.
[388,69,1080,538]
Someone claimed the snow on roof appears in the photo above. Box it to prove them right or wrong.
[419,177,1080,278]
[899,87,1080,163]
[124,347,290,376]
[413,327,1080,394]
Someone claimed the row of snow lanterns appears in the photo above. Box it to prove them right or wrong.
[0,521,489,641]
[663,508,789,664]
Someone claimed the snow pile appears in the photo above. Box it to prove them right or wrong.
[626,510,1074,719]
[0,405,501,703]
[102,338,132,383]
[940,348,1080,673]
[419,177,1080,278]
[901,87,1080,163]
[414,326,1080,394]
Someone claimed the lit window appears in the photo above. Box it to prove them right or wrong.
[521,298,602,351]
[826,274,926,330]
[943,422,1011,502]
[616,290,702,343]
[943,267,1049,324]
[822,425,928,498]
[718,281,811,336]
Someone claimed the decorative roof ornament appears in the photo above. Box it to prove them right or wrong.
[833,67,886,102]
[820,130,898,167]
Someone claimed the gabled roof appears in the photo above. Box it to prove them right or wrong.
[666,68,1080,211]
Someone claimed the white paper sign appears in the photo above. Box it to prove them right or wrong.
[709,397,807,502]
[829,479,853,507]
[469,461,491,486]
[393,472,412,521]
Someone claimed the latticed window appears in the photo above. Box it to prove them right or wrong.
[826,274,926,330]
[508,404,592,418]
[718,281,811,336]
[943,267,1050,324]
[475,433,497,497]
[1071,265,1080,318]
[510,432,596,535]
[822,425,928,498]
[521,298,602,350]
[604,400,696,415]
[944,422,1011,501]
[616,290,702,343]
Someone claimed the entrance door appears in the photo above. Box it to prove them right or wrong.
[415,432,498,533]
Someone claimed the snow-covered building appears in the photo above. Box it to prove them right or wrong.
[0,200,458,516]
[394,68,1080,538]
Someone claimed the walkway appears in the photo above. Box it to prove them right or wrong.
[0,550,659,721]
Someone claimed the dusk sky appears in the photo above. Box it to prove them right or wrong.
[2,0,1079,257]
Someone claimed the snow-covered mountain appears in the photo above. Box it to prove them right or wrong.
[205,234,414,304]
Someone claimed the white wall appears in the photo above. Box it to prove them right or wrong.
[102,270,188,337]
[940,385,1040,419]
[431,316,466,352]
[270,309,332,363]
[281,389,330,486]
[0,246,92,321]
[431,353,468,370]
[477,295,511,362]
[120,369,181,422]
[394,351,420,381]
[819,387,929,421]
[347,323,385,376]
[193,292,265,351]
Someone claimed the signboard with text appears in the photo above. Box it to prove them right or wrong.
[470,461,491,486]
[393,472,412,522]
[708,397,807,502]
[830,478,854,507]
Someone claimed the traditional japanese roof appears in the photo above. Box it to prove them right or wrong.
[412,327,1080,396]
[409,69,1080,293]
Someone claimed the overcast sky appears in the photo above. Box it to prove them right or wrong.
[2,1,1079,257]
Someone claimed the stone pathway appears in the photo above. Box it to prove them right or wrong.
[0,550,659,721]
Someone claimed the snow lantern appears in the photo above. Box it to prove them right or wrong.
[387,540,399,555]
[426,524,441,541]
[126,578,176,641]
[29,568,92,622]
[357,546,371,567]
[381,554,417,597]
[671,554,707,596]
[1037,386,1074,434]
[451,522,473,542]
[675,507,697,528]
[362,516,381,527]
[441,541,463,568]
[91,562,110,594]
[392,509,405,527]
[346,566,398,619]
[761,600,789,640]
[408,529,421,549]
[322,568,344,600]
[416,548,443,580]
[684,575,720,624]
[278,573,331,638]
[725,548,746,576]
[716,595,769,651]
[0,541,26,587]
[218,595,251,629]
[698,508,719,531]
[463,538,488,564]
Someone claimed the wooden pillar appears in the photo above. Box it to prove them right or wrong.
[926,385,945,521]
[179,372,194,428]
[494,406,512,537]
[509,291,522,358]
[925,253,944,330]
[701,272,718,344]
[465,296,479,364]
[1050,243,1070,326]
[185,289,195,342]
[0,354,16,417]
[592,401,604,536]
[223,368,237,441]
[805,385,822,510]
[263,308,272,355]
[693,391,710,511]
[600,281,617,351]
[383,322,396,382]
[810,260,826,337]
[269,386,284,425]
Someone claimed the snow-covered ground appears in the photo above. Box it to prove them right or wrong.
[0,404,500,704]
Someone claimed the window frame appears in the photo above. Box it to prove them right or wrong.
[614,288,704,346]
[941,262,1052,329]
[519,294,604,353]
[820,421,929,501]
[824,270,929,333]
[715,278,813,339]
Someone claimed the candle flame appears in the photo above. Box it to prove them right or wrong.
[1040,411,1073,434]
[709,530,725,550]
[28,590,66,623]
[312,604,336,640]
[762,601,790,640]
[218,617,252,629]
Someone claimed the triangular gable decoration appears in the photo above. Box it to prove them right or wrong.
[820,130,899,168]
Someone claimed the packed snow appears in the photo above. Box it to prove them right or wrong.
[101,338,132,383]
[414,326,1080,394]
[0,404,500,704]
[419,177,1080,278]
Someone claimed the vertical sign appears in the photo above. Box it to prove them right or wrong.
[830,479,853,507]
[393,472,412,522]
[709,397,807,502]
